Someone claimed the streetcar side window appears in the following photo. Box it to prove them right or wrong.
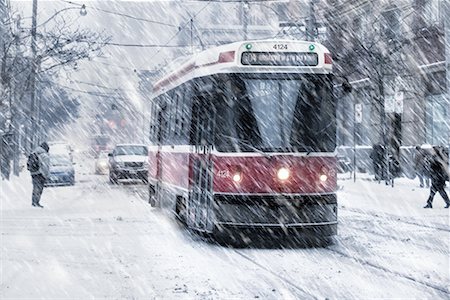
[214,77,240,152]
[174,91,181,137]
[179,83,192,145]
[166,90,175,145]
[190,78,216,147]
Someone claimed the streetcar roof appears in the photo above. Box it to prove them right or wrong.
[152,39,332,97]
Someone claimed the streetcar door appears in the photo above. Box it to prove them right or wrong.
[188,96,215,232]
[154,104,166,207]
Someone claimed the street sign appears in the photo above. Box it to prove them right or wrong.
[355,103,363,123]
[394,91,404,114]
[384,96,395,113]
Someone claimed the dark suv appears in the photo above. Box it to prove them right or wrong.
[108,144,148,184]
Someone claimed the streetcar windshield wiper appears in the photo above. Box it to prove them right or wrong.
[293,144,315,155]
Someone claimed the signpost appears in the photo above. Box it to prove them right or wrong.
[354,103,363,182]
[355,103,363,124]
[394,91,404,114]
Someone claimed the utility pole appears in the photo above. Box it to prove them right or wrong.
[12,15,22,176]
[306,0,318,41]
[445,0,450,173]
[29,0,38,151]
[190,18,193,54]
[242,1,249,40]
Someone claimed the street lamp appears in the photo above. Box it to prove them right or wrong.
[29,0,87,150]
[80,5,87,17]
[38,5,88,27]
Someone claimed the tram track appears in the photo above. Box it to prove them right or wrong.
[340,206,450,232]
[340,221,440,252]
[323,245,450,296]
[232,249,318,299]
[338,210,447,252]
[335,207,449,295]
[230,235,449,299]
[82,172,449,296]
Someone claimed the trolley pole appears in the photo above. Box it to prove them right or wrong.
[306,0,318,41]
[242,1,249,40]
[29,0,38,150]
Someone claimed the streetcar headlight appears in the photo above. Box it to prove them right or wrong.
[319,174,328,182]
[277,167,290,181]
[319,166,329,182]
[232,172,242,183]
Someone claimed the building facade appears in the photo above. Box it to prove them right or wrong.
[322,0,449,152]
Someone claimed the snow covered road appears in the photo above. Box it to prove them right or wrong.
[1,162,449,299]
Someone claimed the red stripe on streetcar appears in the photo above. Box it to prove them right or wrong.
[324,53,332,64]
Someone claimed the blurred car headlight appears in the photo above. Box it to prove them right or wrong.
[98,161,108,168]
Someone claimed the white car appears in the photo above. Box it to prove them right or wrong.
[108,144,148,184]
[48,141,74,161]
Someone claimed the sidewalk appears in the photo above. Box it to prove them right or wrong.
[338,172,450,229]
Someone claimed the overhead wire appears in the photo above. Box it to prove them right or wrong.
[148,0,214,65]
[58,0,178,28]
[40,79,122,98]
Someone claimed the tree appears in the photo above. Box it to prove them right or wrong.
[323,1,415,165]
[0,9,110,178]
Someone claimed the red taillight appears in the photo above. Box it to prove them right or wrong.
[218,51,235,63]
[324,53,332,64]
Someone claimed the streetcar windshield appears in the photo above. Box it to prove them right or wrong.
[215,74,335,153]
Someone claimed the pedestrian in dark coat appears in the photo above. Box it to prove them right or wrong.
[414,146,430,188]
[424,146,450,209]
[29,142,50,208]
[370,144,384,181]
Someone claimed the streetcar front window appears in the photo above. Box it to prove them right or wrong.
[214,74,335,153]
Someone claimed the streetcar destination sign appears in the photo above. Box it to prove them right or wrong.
[241,52,318,66]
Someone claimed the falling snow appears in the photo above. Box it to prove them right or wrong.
[1,0,449,299]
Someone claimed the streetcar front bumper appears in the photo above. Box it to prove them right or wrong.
[213,193,337,236]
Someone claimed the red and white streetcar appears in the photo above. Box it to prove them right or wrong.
[147,39,337,240]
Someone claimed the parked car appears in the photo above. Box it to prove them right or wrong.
[45,154,75,186]
[95,151,110,174]
[108,144,148,184]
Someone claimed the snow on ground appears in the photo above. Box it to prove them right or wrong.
[1,159,449,299]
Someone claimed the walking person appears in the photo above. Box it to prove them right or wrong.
[27,142,50,208]
[424,146,450,209]
[370,144,384,181]
[414,146,430,188]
